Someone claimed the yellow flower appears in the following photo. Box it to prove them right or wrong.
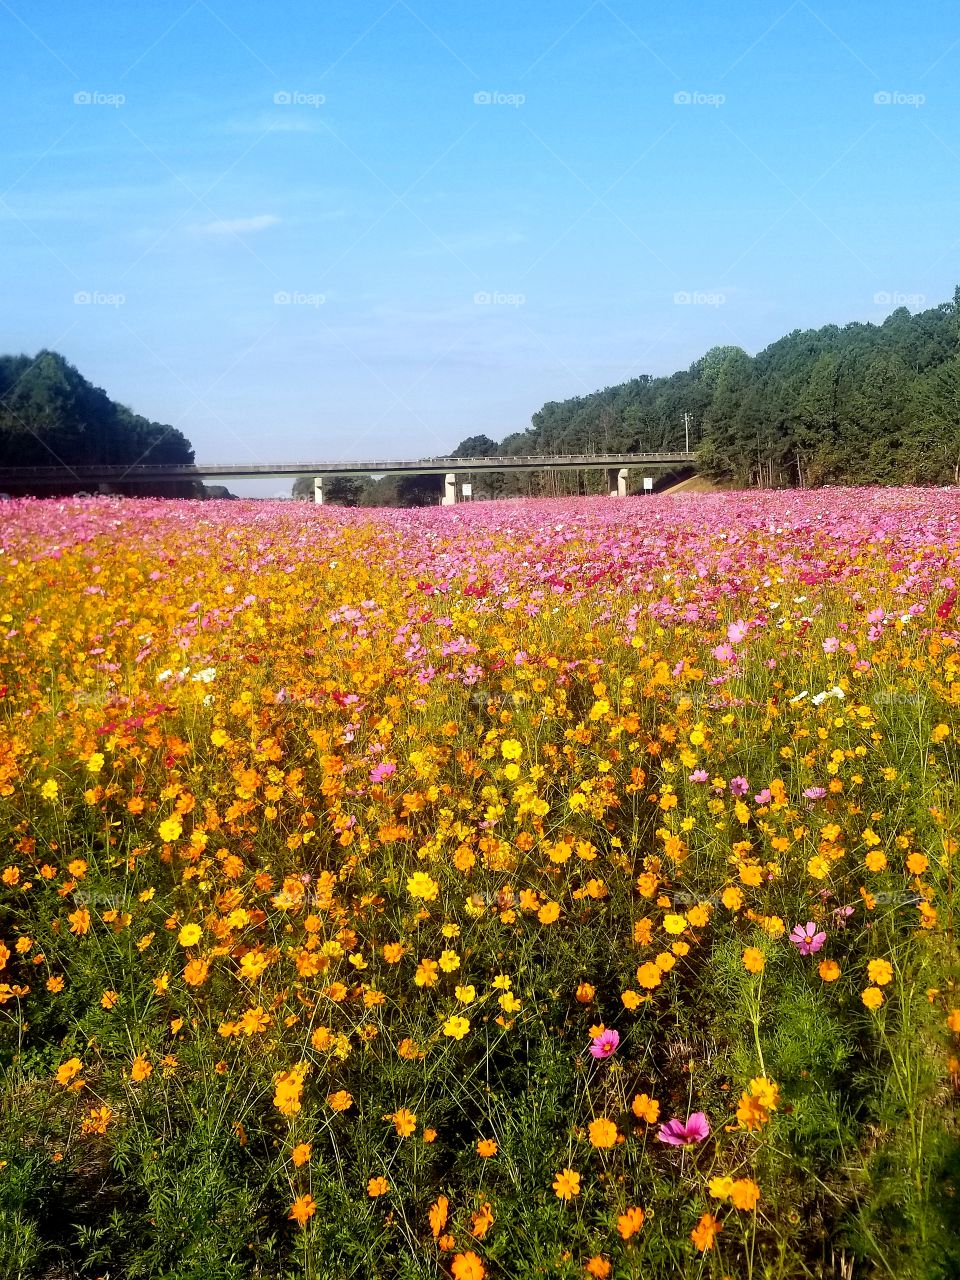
[438,949,460,973]
[455,984,476,1004]
[501,739,522,760]
[862,986,884,1010]
[158,817,182,843]
[818,959,841,982]
[40,779,59,800]
[178,923,202,947]
[407,871,439,901]
[662,913,687,935]
[442,1015,470,1040]
[327,1090,353,1112]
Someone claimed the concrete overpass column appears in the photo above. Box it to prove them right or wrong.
[606,467,628,497]
[441,472,457,506]
[313,477,323,505]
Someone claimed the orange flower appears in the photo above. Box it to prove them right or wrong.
[183,957,210,986]
[585,1259,611,1278]
[367,1176,390,1197]
[575,982,595,1003]
[429,1194,449,1240]
[690,1212,722,1251]
[867,959,893,986]
[588,1118,618,1149]
[288,1194,316,1226]
[386,1107,416,1137]
[631,1093,659,1123]
[862,986,884,1010]
[818,959,841,982]
[476,1138,498,1157]
[616,1205,645,1239]
[327,1090,353,1112]
[130,1054,152,1082]
[742,947,765,974]
[552,1168,581,1199]
[730,1179,761,1211]
[291,1143,312,1167]
[451,1252,485,1280]
[469,1202,494,1239]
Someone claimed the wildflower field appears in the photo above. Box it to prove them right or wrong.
[1,489,959,1280]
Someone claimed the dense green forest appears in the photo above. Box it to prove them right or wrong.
[0,350,196,495]
[492,288,960,490]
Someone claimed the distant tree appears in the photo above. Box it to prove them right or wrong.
[451,434,499,458]
[0,350,194,496]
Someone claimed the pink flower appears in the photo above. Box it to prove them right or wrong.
[790,921,827,955]
[369,760,396,784]
[822,637,839,654]
[727,620,748,644]
[589,1029,620,1060]
[657,1112,710,1146]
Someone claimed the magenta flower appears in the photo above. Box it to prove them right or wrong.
[790,921,827,955]
[369,760,396,783]
[657,1112,710,1146]
[589,1029,620,1060]
[730,776,749,797]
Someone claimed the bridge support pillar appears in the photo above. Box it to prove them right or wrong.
[606,467,628,498]
[441,472,457,505]
[313,477,323,505]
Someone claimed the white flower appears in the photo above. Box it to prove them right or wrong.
[789,691,809,703]
[191,667,216,683]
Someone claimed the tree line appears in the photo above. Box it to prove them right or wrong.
[0,350,197,496]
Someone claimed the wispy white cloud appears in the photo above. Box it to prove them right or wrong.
[226,114,327,135]
[193,214,280,235]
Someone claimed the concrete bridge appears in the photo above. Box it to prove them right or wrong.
[0,451,695,503]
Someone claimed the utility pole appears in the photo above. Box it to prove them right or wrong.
[684,412,691,453]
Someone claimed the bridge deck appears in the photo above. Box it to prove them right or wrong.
[0,452,695,484]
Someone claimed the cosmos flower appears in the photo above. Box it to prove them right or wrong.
[790,922,827,955]
[589,1028,619,1059]
[656,1112,710,1146]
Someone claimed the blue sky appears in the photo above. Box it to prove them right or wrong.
[2,0,959,493]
